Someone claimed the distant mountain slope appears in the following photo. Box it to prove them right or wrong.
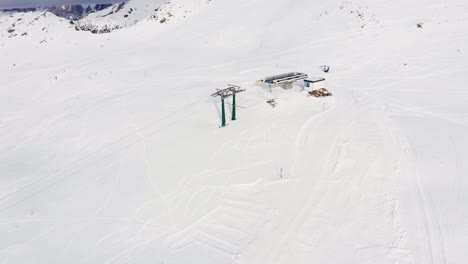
[3,4,118,20]
[0,0,210,36]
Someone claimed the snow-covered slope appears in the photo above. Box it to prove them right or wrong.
[1,0,467,263]
[0,0,206,35]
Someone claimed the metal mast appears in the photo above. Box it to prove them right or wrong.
[228,84,244,121]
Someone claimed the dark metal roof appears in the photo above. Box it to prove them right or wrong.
[304,77,326,83]
[263,72,308,85]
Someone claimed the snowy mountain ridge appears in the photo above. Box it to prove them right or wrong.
[1,0,209,36]
[2,4,117,20]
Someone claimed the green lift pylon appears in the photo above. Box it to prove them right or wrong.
[221,98,226,127]
[229,85,244,121]
[211,84,245,127]
[232,94,236,121]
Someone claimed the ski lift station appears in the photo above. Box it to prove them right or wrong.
[260,72,326,92]
[211,74,328,127]
[261,72,308,92]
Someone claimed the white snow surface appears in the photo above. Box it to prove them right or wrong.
[1,0,468,263]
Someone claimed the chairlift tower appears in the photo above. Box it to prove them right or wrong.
[211,84,245,127]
